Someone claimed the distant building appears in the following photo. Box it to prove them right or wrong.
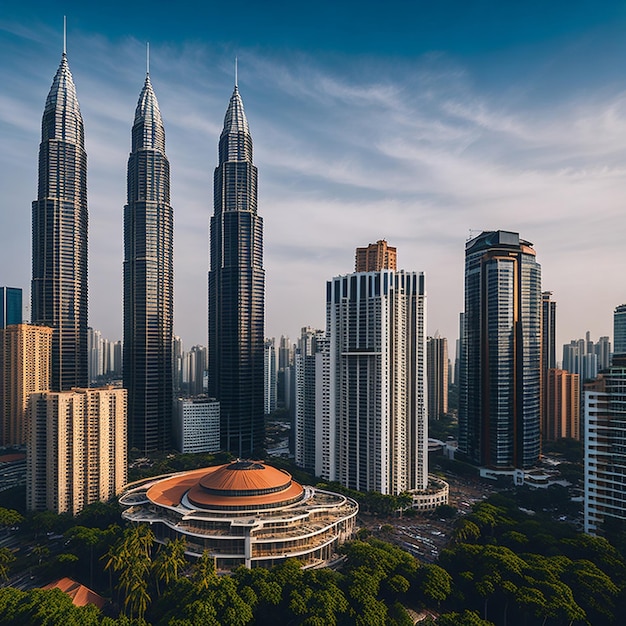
[584,366,626,535]
[0,324,52,446]
[459,231,541,470]
[264,338,277,415]
[355,239,397,272]
[183,346,207,397]
[0,287,22,328]
[545,368,580,441]
[427,334,448,421]
[27,386,127,515]
[294,327,324,471]
[173,396,220,454]
[323,269,428,494]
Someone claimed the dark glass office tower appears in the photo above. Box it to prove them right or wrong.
[208,84,265,457]
[32,52,88,391]
[0,287,22,329]
[124,73,173,452]
[459,231,541,470]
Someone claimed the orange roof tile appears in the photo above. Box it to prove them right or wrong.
[42,577,106,609]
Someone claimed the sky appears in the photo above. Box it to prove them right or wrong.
[2,1,626,355]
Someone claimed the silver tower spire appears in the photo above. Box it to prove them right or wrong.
[124,65,173,453]
[32,46,88,391]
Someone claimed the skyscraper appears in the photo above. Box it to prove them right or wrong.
[208,81,264,458]
[323,269,428,494]
[459,230,541,470]
[31,49,88,391]
[614,304,626,361]
[0,287,22,329]
[541,291,557,440]
[124,71,173,452]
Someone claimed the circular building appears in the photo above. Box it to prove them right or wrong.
[119,460,358,570]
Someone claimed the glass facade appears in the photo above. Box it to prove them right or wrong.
[31,54,88,391]
[460,231,541,469]
[0,287,22,329]
[123,74,174,452]
[208,86,265,458]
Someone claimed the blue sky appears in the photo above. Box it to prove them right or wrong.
[2,1,626,352]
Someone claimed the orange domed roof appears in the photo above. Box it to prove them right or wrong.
[198,460,292,495]
[146,461,305,511]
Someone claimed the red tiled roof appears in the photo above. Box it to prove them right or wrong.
[42,577,106,609]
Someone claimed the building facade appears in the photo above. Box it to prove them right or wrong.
[27,387,127,515]
[173,396,220,454]
[459,230,541,470]
[0,287,22,329]
[208,83,264,458]
[31,51,88,391]
[263,338,277,415]
[427,334,449,421]
[0,324,52,446]
[545,368,580,441]
[584,367,626,535]
[614,304,626,359]
[323,270,428,494]
[123,72,174,452]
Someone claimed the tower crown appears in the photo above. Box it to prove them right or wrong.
[219,86,252,163]
[42,54,84,146]
[132,74,165,153]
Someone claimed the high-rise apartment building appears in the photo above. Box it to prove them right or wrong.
[208,82,264,458]
[322,269,428,494]
[355,240,397,272]
[31,50,88,391]
[0,287,22,329]
[427,334,448,421]
[123,72,173,452]
[0,324,52,446]
[541,291,557,440]
[459,231,541,470]
[545,368,580,441]
[294,327,324,471]
[27,386,127,515]
[584,366,626,535]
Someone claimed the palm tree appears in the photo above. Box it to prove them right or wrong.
[153,537,187,595]
[0,546,16,582]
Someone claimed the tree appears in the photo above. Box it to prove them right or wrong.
[0,547,16,581]
[65,525,105,588]
[153,537,187,595]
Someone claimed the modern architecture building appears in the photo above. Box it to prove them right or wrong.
[183,345,207,397]
[459,230,541,470]
[355,239,397,272]
[31,50,88,391]
[27,386,127,515]
[294,327,324,471]
[427,333,449,421]
[119,460,358,570]
[545,368,580,441]
[0,287,22,329]
[322,269,428,494]
[0,324,52,446]
[584,366,626,535]
[173,396,220,454]
[208,81,264,458]
[123,71,173,452]
[277,335,294,411]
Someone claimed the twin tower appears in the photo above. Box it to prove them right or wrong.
[32,49,264,457]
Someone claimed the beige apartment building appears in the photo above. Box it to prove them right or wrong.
[0,324,52,446]
[27,386,127,515]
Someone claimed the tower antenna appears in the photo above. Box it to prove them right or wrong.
[146,42,150,75]
[235,56,238,88]
[63,16,67,55]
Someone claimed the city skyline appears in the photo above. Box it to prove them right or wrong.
[3,2,626,350]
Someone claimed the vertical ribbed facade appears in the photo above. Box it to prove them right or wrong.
[325,270,428,494]
[31,53,88,391]
[208,85,265,458]
[460,230,541,469]
[124,74,173,452]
